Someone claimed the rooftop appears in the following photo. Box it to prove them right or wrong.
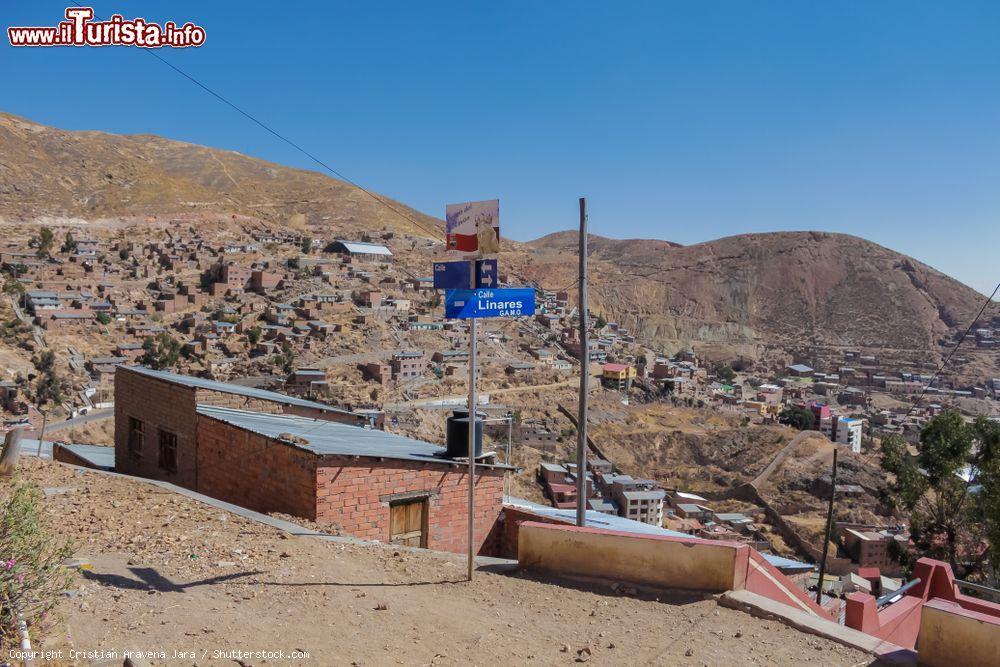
[330,240,393,256]
[197,404,515,469]
[123,366,355,417]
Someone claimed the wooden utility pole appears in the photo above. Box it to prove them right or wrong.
[815,447,838,605]
[575,197,589,527]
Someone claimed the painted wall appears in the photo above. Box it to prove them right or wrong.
[917,599,1000,667]
[518,522,749,592]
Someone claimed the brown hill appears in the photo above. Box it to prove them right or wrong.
[529,230,683,254]
[520,230,994,362]
[0,111,440,236]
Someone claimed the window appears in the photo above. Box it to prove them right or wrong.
[127,417,144,458]
[158,429,178,473]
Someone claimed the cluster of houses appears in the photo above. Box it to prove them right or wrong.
[538,458,666,525]
[536,461,779,550]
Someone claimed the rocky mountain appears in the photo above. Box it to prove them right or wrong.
[520,230,995,364]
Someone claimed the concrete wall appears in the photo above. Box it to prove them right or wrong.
[496,506,580,559]
[844,592,923,649]
[917,599,1000,667]
[316,458,505,555]
[518,522,749,592]
[196,414,318,519]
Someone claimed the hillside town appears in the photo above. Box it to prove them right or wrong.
[2,220,999,624]
[3,3,1000,662]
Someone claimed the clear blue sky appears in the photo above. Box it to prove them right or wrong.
[3,1,999,295]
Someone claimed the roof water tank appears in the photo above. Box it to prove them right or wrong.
[446,409,483,459]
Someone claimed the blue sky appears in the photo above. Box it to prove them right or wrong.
[3,1,999,295]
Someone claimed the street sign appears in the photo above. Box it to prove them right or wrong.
[433,261,470,289]
[445,288,535,319]
[446,200,500,258]
[433,259,498,289]
[476,258,497,288]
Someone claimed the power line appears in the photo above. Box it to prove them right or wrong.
[856,279,1000,469]
[131,46,444,242]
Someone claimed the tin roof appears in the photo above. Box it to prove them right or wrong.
[197,405,515,469]
[124,366,355,417]
[331,240,393,256]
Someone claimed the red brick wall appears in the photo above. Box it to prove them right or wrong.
[114,366,199,489]
[315,458,505,555]
[195,414,317,519]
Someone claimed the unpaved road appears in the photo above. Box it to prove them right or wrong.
[18,458,872,666]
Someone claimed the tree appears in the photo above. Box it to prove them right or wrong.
[880,411,1000,580]
[2,274,24,296]
[778,405,815,431]
[594,314,607,329]
[96,312,111,325]
[141,332,182,370]
[715,364,737,383]
[300,236,313,254]
[28,227,54,259]
[33,350,61,406]
[271,342,295,374]
[247,327,262,345]
[61,232,77,253]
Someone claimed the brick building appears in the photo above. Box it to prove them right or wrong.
[114,366,511,554]
[391,351,424,380]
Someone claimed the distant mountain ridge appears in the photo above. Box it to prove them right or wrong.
[520,229,994,363]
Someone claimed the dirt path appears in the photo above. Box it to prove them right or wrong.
[751,430,821,489]
[19,458,872,666]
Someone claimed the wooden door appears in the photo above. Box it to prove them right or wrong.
[389,499,427,548]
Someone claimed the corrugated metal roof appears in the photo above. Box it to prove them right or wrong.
[124,366,355,417]
[505,496,687,537]
[332,240,393,256]
[197,405,515,469]
[60,444,116,470]
[621,490,666,500]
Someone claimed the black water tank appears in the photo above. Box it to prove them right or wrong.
[446,409,484,459]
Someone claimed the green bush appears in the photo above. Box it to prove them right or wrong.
[0,480,75,645]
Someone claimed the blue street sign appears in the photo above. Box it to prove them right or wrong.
[433,259,499,289]
[476,259,498,288]
[445,288,536,319]
[433,261,470,289]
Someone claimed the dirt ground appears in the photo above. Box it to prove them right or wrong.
[13,458,873,666]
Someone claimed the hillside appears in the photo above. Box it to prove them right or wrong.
[19,456,870,666]
[0,111,440,236]
[521,230,995,365]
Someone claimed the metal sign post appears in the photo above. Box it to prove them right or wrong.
[466,258,477,582]
[443,199,504,583]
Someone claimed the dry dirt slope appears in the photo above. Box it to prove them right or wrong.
[17,457,871,666]
[0,111,440,237]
